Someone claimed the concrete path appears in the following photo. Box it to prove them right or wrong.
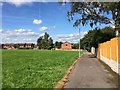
[64,52,119,88]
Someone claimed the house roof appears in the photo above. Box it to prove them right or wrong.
[63,41,71,44]
[2,43,34,45]
[3,43,14,45]
[18,43,33,45]
[25,43,33,45]
[18,43,25,45]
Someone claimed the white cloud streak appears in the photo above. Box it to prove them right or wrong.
[0,29,2,33]
[39,33,45,36]
[0,0,51,7]
[0,28,88,44]
[1,28,39,43]
[0,0,118,7]
[55,31,87,43]
[39,26,48,31]
[3,0,33,7]
[33,19,42,25]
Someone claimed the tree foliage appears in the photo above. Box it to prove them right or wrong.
[37,32,54,50]
[80,27,116,51]
[13,44,20,49]
[54,41,63,49]
[67,2,120,30]
[72,43,79,49]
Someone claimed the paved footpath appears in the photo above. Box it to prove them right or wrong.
[64,52,119,88]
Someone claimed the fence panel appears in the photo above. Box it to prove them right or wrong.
[97,37,120,74]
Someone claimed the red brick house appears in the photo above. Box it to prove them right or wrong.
[2,43,35,49]
[25,43,33,48]
[61,42,72,50]
[19,43,34,49]
[19,43,24,48]
[3,44,14,49]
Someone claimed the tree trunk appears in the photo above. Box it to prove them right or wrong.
[115,24,120,37]
[111,10,120,37]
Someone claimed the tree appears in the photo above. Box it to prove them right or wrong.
[44,32,49,49]
[31,43,35,49]
[80,30,95,51]
[37,37,43,49]
[48,37,54,50]
[37,32,54,50]
[1,44,4,49]
[13,44,19,49]
[80,27,115,51]
[55,41,63,49]
[72,43,79,49]
[67,2,120,36]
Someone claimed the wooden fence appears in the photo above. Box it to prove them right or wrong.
[97,37,120,74]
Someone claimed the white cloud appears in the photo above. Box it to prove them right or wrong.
[39,26,48,31]
[6,38,10,40]
[4,0,33,7]
[68,34,74,37]
[55,31,87,43]
[39,33,45,36]
[1,0,50,7]
[33,19,42,25]
[0,29,2,33]
[14,39,17,41]
[1,28,39,43]
[1,0,36,7]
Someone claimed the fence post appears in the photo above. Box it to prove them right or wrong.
[110,46,112,68]
[117,45,119,73]
[100,48,101,60]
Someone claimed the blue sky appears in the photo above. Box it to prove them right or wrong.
[0,1,114,44]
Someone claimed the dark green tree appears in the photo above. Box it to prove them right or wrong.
[44,32,49,49]
[1,44,4,49]
[67,2,120,36]
[37,32,54,50]
[13,44,19,49]
[37,37,42,49]
[48,37,54,50]
[72,43,79,49]
[55,41,58,48]
[80,27,115,51]
[31,43,35,49]
[55,41,63,49]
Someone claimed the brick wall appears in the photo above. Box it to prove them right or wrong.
[61,42,72,50]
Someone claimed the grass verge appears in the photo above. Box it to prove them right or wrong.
[2,50,82,88]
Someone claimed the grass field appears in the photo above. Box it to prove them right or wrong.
[2,50,81,88]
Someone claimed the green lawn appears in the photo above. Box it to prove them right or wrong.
[2,50,81,88]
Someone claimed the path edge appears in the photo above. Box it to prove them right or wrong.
[54,53,84,90]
